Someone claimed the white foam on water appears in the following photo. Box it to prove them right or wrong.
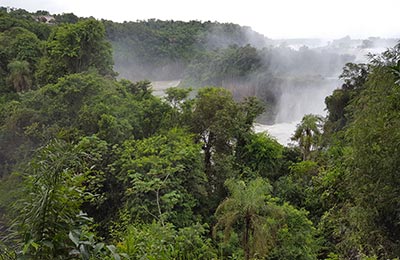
[254,122,298,145]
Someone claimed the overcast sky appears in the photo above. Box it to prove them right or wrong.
[2,0,399,39]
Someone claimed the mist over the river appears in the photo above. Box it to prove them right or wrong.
[109,22,398,145]
[252,37,397,145]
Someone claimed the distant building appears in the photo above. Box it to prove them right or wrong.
[36,15,55,24]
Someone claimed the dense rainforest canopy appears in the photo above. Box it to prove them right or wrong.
[0,7,400,260]
[104,17,355,121]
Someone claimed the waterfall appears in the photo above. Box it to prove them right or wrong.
[255,77,339,145]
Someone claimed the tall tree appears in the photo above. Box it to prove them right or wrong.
[214,178,272,260]
[214,178,318,260]
[191,87,265,214]
[191,87,240,209]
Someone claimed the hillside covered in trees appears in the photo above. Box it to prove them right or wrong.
[0,7,400,260]
[104,18,357,122]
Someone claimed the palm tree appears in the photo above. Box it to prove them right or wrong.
[291,114,323,160]
[7,60,32,92]
[214,178,272,260]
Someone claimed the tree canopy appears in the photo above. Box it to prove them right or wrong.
[1,6,400,260]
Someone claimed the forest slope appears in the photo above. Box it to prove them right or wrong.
[0,7,399,260]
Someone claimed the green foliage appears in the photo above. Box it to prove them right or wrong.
[264,202,318,260]
[0,72,173,178]
[117,222,216,259]
[240,133,283,180]
[106,19,266,81]
[68,219,123,260]
[319,43,400,259]
[182,45,262,87]
[291,114,324,160]
[3,137,123,259]
[10,139,94,258]
[324,88,350,133]
[343,66,400,257]
[191,87,258,213]
[0,241,16,260]
[6,60,32,92]
[54,13,80,24]
[73,135,118,233]
[163,86,193,128]
[3,7,400,259]
[214,178,318,260]
[192,87,239,157]
[164,86,192,110]
[122,79,153,98]
[0,10,51,40]
[214,178,272,260]
[324,63,369,137]
[0,26,43,93]
[37,19,114,85]
[114,128,206,226]
[186,87,267,219]
[275,161,322,220]
[7,28,42,66]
